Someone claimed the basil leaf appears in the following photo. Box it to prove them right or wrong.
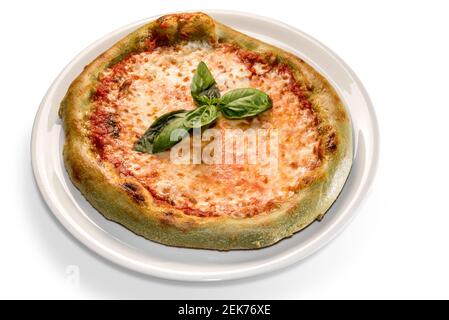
[134,110,188,153]
[191,61,216,95]
[184,104,219,128]
[191,61,220,105]
[220,88,272,119]
[152,116,189,153]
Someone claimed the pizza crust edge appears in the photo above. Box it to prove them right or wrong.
[59,12,352,250]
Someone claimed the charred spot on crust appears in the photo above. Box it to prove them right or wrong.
[326,132,338,152]
[69,162,83,184]
[122,182,145,204]
[106,117,120,138]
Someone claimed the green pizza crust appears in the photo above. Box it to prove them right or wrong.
[59,12,352,250]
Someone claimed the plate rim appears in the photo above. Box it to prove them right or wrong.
[31,9,379,281]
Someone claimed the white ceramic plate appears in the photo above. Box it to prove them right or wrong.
[31,10,378,281]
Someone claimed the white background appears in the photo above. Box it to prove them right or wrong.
[1,0,448,299]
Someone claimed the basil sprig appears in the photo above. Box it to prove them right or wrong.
[134,61,272,153]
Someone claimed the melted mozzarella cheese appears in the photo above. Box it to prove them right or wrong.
[93,42,321,217]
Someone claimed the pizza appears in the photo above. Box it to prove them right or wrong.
[59,12,352,250]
